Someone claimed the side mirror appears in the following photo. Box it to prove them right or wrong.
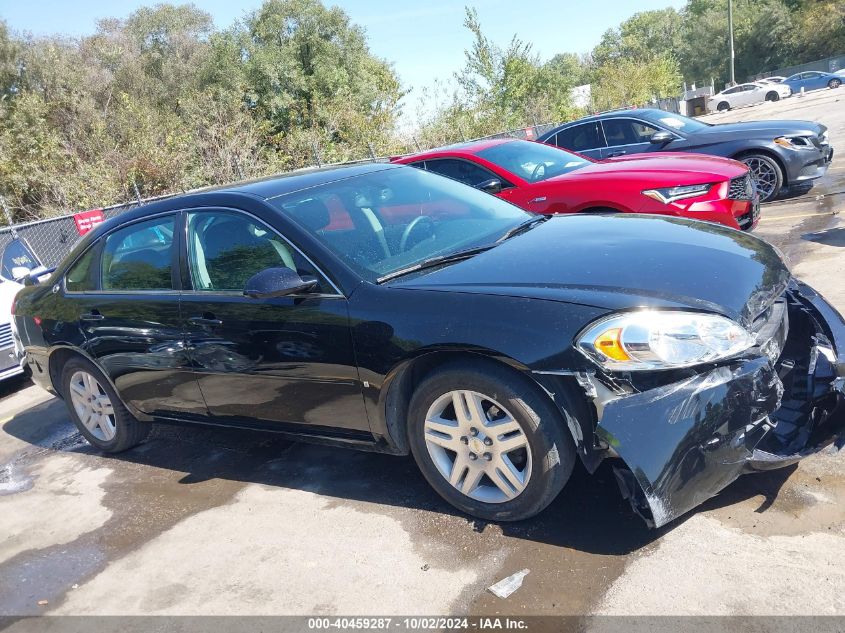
[11,266,31,282]
[476,178,503,194]
[650,131,675,145]
[244,267,318,299]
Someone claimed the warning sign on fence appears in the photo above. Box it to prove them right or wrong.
[74,209,105,235]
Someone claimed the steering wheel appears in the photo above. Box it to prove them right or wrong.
[530,162,546,182]
[400,215,435,252]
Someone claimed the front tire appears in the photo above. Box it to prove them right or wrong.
[765,91,780,102]
[61,356,150,453]
[739,153,784,202]
[407,361,576,521]
[717,101,730,112]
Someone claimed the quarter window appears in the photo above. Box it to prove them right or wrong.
[186,211,322,292]
[102,216,175,291]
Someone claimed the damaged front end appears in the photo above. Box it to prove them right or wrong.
[573,280,845,528]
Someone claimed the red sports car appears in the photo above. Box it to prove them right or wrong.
[392,139,760,230]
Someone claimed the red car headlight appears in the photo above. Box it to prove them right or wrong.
[642,183,716,204]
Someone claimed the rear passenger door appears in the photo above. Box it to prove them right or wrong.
[598,118,661,159]
[548,122,606,159]
[66,213,207,418]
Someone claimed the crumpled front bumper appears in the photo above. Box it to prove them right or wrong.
[584,280,845,528]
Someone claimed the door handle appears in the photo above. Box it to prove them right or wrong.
[529,196,547,204]
[80,311,104,321]
[606,150,627,157]
[189,316,223,327]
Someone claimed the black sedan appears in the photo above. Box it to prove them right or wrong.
[12,163,845,528]
[538,109,833,202]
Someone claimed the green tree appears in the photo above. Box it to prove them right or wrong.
[592,54,683,110]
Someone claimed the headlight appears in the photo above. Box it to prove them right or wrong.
[576,311,755,371]
[641,183,715,204]
[774,136,816,150]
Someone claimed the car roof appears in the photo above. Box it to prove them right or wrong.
[196,162,399,199]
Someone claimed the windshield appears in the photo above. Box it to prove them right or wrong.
[476,140,591,183]
[650,113,710,133]
[269,166,530,282]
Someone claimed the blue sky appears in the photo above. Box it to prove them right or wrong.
[0,0,685,116]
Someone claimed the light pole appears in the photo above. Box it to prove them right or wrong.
[728,0,736,85]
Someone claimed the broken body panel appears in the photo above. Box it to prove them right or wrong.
[576,280,845,527]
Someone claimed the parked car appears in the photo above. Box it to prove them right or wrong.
[0,275,26,382]
[393,139,760,231]
[539,109,833,202]
[707,82,791,112]
[783,71,842,92]
[0,237,44,381]
[12,164,845,528]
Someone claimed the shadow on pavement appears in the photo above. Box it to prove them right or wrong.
[1,405,794,557]
[0,375,33,401]
[802,226,845,247]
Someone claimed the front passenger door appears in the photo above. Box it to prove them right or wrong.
[180,208,369,433]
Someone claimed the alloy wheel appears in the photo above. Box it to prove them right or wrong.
[68,370,117,442]
[423,390,532,503]
[742,157,779,201]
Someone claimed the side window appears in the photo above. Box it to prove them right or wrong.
[554,123,605,151]
[65,245,98,292]
[424,159,499,187]
[102,216,175,291]
[186,210,322,292]
[723,86,740,94]
[601,119,659,146]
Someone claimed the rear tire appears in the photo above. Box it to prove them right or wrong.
[765,91,780,102]
[717,101,730,112]
[739,153,784,202]
[830,79,842,89]
[407,360,576,521]
[61,356,150,453]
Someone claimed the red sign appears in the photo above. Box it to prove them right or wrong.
[74,209,105,235]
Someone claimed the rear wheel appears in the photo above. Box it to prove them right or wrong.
[408,361,576,521]
[61,356,150,452]
[717,101,730,112]
[765,91,780,102]
[830,78,842,89]
[739,153,783,202]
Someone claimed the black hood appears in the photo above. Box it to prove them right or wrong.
[694,119,825,141]
[389,215,791,327]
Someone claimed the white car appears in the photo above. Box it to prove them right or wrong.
[708,81,792,112]
[0,275,27,382]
